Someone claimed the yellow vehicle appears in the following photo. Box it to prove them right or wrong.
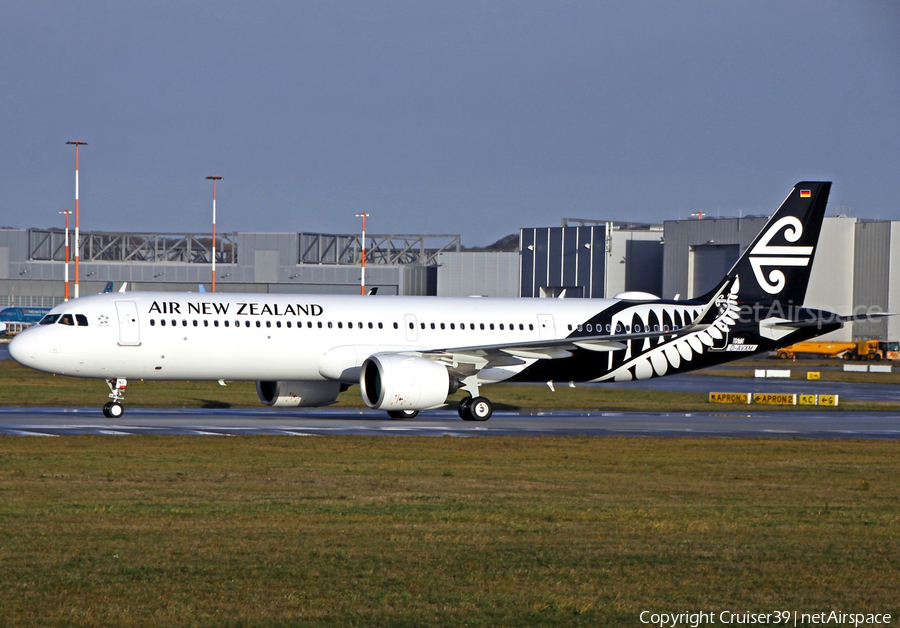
[845,340,900,361]
[776,340,899,360]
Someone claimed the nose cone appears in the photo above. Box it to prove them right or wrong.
[9,328,38,368]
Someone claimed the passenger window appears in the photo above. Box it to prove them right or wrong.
[214,320,219,327]
[430,323,435,330]
[378,323,383,329]
[266,321,272,328]
[529,324,534,331]
[287,321,292,328]
[368,322,373,329]
[479,323,485,330]
[182,320,187,327]
[76,314,88,326]
[150,319,156,326]
[276,321,281,328]
[204,320,209,327]
[440,323,445,330]
[193,320,198,327]
[224,321,230,328]
[256,321,261,328]
[450,323,455,330]
[328,322,333,329]
[338,322,343,329]
[499,324,504,330]
[161,319,166,327]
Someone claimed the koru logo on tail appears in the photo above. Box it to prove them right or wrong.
[748,215,813,294]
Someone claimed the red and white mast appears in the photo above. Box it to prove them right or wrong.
[356,213,370,295]
[66,140,87,298]
[206,176,223,293]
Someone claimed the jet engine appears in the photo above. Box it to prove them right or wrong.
[360,353,455,411]
[256,380,342,407]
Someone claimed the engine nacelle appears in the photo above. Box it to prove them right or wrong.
[256,380,342,407]
[360,353,454,410]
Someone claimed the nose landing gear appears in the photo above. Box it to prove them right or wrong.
[103,378,127,418]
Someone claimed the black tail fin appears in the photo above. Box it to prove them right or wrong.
[702,181,831,308]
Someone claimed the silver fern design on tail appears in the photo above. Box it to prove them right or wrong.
[596,277,742,382]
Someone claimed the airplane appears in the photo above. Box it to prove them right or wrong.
[9,182,873,420]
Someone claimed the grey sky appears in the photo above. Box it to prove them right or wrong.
[2,0,898,245]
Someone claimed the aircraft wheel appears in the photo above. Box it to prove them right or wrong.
[107,402,124,418]
[467,397,493,422]
[387,410,419,419]
[102,402,112,418]
[458,397,473,420]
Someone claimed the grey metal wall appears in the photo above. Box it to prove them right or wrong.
[662,216,769,299]
[436,251,518,297]
[519,226,605,298]
[853,221,892,340]
[689,244,739,297]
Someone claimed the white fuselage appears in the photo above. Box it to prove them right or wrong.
[10,291,626,384]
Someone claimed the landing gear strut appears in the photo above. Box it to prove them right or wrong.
[103,378,127,418]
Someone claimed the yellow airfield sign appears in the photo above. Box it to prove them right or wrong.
[709,392,839,406]
[709,392,751,404]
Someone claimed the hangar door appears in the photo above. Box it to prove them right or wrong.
[689,244,739,298]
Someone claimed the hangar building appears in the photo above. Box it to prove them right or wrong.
[2,213,897,341]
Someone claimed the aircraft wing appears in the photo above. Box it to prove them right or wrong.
[411,319,714,375]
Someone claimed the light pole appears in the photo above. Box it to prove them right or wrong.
[66,140,87,298]
[355,213,369,295]
[59,210,72,301]
[206,176,223,293]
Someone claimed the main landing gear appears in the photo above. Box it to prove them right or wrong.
[458,396,493,421]
[102,378,127,418]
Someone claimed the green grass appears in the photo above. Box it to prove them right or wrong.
[4,358,900,413]
[0,437,898,626]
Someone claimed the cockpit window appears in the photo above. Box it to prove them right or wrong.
[76,314,88,326]
[39,314,60,325]
[59,314,75,326]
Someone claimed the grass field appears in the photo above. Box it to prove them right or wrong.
[1,437,898,626]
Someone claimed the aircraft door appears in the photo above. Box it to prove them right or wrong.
[404,314,418,342]
[115,301,141,346]
[537,314,555,341]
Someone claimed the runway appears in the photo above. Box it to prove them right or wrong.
[3,345,897,438]
[1,406,899,439]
